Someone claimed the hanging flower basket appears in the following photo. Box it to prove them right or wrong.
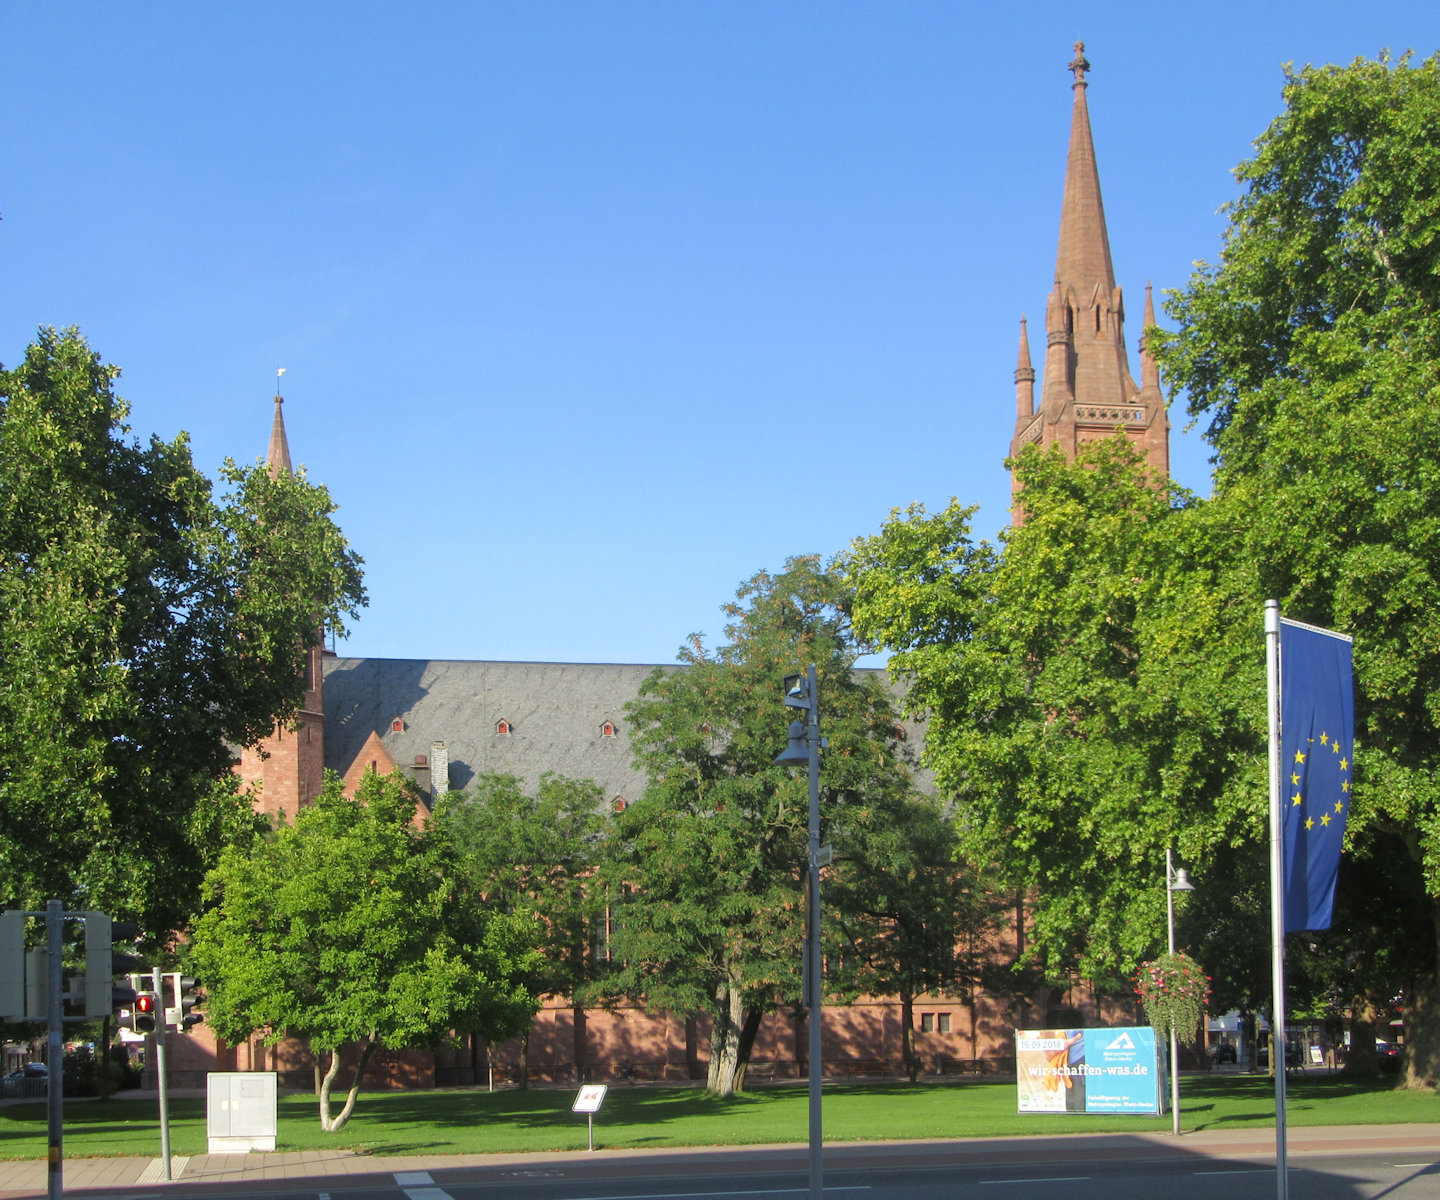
[1135,951,1211,1044]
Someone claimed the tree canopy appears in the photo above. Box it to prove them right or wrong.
[1159,51,1440,1086]
[603,555,921,1096]
[843,446,1264,993]
[0,327,366,936]
[190,770,542,1130]
[430,772,609,1085]
[845,51,1440,1086]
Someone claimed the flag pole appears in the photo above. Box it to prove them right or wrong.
[1265,599,1288,1200]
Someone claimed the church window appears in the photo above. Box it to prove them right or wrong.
[600,721,617,738]
[391,718,404,733]
[496,718,513,736]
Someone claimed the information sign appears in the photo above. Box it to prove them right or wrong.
[1015,1027,1161,1115]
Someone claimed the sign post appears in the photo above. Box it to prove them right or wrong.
[571,1084,608,1151]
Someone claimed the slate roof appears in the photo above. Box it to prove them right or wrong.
[323,657,932,804]
[323,657,673,802]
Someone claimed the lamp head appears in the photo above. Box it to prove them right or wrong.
[774,720,809,765]
[1170,867,1194,893]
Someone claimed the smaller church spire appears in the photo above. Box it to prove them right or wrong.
[267,384,293,479]
[1015,316,1035,419]
[1139,281,1161,392]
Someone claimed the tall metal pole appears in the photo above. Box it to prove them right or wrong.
[1166,850,1181,1136]
[1265,599,1288,1200]
[45,900,63,1200]
[804,664,823,1200]
[151,966,172,1180]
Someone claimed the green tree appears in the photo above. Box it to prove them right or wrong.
[1159,51,1440,1087]
[843,445,1264,1001]
[190,770,542,1130]
[604,556,919,1097]
[431,772,609,1087]
[0,327,366,936]
[825,791,1000,1081]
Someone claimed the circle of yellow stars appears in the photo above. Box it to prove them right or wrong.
[1291,730,1350,830]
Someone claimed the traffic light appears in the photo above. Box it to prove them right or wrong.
[168,975,202,1032]
[84,914,143,1020]
[133,991,158,1033]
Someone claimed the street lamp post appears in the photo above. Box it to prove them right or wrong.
[1165,848,1194,1136]
[775,665,823,1200]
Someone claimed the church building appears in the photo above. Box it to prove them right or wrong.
[194,45,1171,1089]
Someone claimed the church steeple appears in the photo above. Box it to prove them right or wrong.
[1054,41,1116,305]
[267,391,292,479]
[1008,43,1170,518]
[236,375,328,820]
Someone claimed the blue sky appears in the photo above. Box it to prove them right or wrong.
[2,3,1434,665]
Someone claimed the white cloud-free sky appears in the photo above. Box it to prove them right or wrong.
[2,3,1433,664]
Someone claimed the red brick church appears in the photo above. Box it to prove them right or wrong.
[173,44,1169,1090]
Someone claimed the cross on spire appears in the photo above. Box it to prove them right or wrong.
[1069,40,1090,86]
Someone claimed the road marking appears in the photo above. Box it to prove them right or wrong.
[395,1174,435,1187]
[980,1178,1088,1185]
[1193,1170,1272,1176]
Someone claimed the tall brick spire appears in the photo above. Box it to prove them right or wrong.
[1009,42,1169,514]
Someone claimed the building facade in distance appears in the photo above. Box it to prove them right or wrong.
[199,45,1162,1089]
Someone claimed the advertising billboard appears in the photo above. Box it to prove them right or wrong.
[1014,1027,1162,1114]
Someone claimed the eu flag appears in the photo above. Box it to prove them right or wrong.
[1279,618,1355,932]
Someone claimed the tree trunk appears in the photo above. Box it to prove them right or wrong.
[1344,997,1382,1078]
[518,1028,530,1090]
[900,990,918,1082]
[732,1006,763,1092]
[573,1005,588,1082]
[318,1042,375,1132]
[706,982,756,1098]
[1400,912,1440,1089]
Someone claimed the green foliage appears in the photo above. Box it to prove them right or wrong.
[845,444,1265,991]
[431,772,608,1003]
[605,556,921,1092]
[1159,52,1440,1079]
[190,770,542,1125]
[0,327,366,936]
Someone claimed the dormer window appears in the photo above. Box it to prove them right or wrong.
[495,719,513,736]
[600,721,617,738]
[390,718,404,734]
[611,795,628,814]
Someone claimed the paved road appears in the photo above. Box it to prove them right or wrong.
[1,1125,1438,1200]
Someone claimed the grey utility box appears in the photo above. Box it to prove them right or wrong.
[206,1071,278,1153]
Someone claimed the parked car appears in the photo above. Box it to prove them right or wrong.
[1376,1041,1402,1072]
[2,1063,48,1098]
[1211,1043,1238,1064]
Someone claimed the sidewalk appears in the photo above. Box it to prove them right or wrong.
[2,1124,1438,1198]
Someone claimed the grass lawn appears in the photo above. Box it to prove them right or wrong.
[1,1075,1436,1161]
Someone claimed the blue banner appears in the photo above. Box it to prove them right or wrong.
[1279,619,1355,932]
[1015,1027,1160,1114]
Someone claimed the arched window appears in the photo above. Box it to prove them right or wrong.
[600,721,617,738]
[390,718,404,733]
[495,718,513,736]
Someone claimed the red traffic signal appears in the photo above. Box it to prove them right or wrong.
[133,992,158,1033]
